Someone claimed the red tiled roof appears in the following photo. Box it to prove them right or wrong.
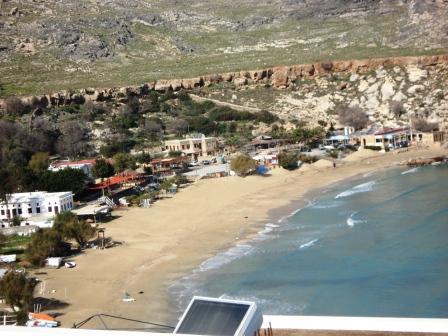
[89,172,144,190]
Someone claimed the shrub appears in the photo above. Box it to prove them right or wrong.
[390,101,406,119]
[4,97,30,116]
[336,105,369,130]
[298,154,319,164]
[278,151,298,170]
[230,154,257,176]
[413,118,439,132]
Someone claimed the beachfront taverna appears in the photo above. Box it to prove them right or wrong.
[0,191,74,226]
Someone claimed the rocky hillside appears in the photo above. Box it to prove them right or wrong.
[1,0,447,96]
[1,54,447,131]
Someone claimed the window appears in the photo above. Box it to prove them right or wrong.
[36,207,40,214]
[48,206,52,212]
[54,206,59,214]
[18,209,22,215]
[28,208,32,214]
[12,209,17,216]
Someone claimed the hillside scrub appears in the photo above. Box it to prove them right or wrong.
[336,105,369,130]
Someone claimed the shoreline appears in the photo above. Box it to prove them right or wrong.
[32,147,447,329]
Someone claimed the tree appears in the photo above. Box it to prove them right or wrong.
[336,105,369,130]
[28,152,49,172]
[230,154,257,177]
[413,118,439,132]
[143,118,164,141]
[390,101,406,120]
[0,271,35,316]
[112,153,135,173]
[0,168,17,225]
[53,212,96,248]
[25,229,70,266]
[278,151,299,170]
[167,119,189,136]
[56,120,90,158]
[92,158,114,179]
[35,168,86,195]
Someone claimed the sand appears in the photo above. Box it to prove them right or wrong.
[32,146,447,329]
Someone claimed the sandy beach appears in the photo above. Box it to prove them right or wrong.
[32,146,447,329]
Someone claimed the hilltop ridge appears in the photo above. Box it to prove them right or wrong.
[1,0,447,96]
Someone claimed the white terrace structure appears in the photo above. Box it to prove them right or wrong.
[163,134,218,160]
[0,191,74,227]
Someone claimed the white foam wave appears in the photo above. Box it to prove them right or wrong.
[299,238,319,249]
[198,244,253,272]
[346,213,366,227]
[335,181,377,199]
[401,167,419,175]
[312,200,342,209]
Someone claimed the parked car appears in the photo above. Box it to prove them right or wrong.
[188,161,199,167]
[202,160,211,165]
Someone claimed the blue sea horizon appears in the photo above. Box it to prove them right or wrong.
[170,165,448,320]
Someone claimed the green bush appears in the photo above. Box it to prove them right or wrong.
[298,154,319,164]
[230,154,257,176]
[278,152,298,170]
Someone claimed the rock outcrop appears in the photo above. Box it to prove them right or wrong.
[1,54,448,111]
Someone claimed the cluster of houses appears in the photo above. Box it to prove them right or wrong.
[324,126,445,150]
[0,128,446,232]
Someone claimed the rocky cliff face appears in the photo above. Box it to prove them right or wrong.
[1,54,447,129]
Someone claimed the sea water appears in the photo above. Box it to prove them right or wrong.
[170,165,448,319]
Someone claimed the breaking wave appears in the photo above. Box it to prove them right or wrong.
[335,181,377,199]
[299,239,319,249]
[401,167,419,175]
[346,212,366,227]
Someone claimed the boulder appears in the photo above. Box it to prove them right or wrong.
[271,66,291,88]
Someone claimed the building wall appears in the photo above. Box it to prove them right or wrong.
[0,192,74,224]
[49,163,93,178]
[165,136,217,157]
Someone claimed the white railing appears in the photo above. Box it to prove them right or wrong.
[262,316,448,333]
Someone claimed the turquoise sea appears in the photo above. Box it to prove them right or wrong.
[170,165,448,319]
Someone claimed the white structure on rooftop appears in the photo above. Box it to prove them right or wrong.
[0,191,74,227]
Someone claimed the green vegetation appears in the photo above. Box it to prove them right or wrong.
[278,151,299,170]
[25,211,95,266]
[230,154,257,177]
[0,234,31,255]
[0,271,36,325]
[53,212,96,248]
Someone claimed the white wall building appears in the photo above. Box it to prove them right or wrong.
[0,192,74,227]
[164,134,218,159]
[48,160,94,178]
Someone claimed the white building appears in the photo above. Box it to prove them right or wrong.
[164,134,218,160]
[0,191,74,226]
[48,160,95,178]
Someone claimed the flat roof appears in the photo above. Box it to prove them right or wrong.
[5,192,73,203]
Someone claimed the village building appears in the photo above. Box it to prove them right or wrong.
[0,191,74,227]
[353,127,413,149]
[163,134,218,160]
[149,157,190,177]
[48,159,96,178]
